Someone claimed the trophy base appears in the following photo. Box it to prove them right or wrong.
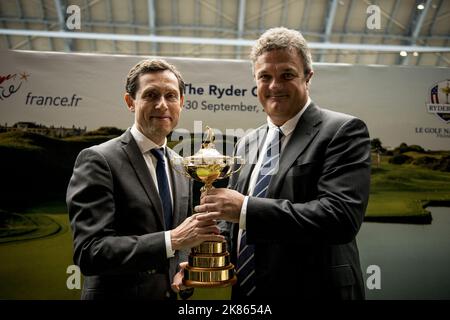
[183,264,237,288]
[183,276,237,288]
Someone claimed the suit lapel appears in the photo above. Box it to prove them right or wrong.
[268,103,322,196]
[235,125,267,195]
[166,148,189,228]
[120,129,165,230]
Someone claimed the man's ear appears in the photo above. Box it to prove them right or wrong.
[179,94,185,109]
[305,71,314,84]
[124,93,135,112]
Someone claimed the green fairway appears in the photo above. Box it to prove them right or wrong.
[367,155,450,220]
[1,153,449,299]
[0,213,62,243]
[0,208,230,300]
[0,214,80,299]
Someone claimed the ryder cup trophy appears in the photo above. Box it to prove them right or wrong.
[171,126,243,287]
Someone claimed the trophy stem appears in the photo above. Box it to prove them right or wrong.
[200,183,214,194]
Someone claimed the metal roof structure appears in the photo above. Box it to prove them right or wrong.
[0,0,449,66]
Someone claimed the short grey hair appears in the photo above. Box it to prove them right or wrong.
[250,27,313,75]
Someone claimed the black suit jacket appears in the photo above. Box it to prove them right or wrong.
[224,102,371,300]
[66,129,192,300]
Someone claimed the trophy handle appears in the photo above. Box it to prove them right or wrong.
[229,166,243,176]
[169,155,192,179]
[227,158,245,176]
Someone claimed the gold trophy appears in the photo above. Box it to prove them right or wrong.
[171,126,243,287]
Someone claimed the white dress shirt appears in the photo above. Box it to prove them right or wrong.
[130,125,175,258]
[238,97,311,238]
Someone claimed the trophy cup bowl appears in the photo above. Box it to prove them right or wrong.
[171,127,244,288]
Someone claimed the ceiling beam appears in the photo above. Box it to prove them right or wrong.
[281,0,288,26]
[417,0,444,65]
[258,0,266,32]
[411,0,432,40]
[236,0,246,59]
[171,0,179,56]
[301,0,310,31]
[195,0,201,37]
[336,0,354,63]
[128,0,138,54]
[84,0,96,52]
[403,0,432,65]
[15,0,32,50]
[199,0,235,25]
[106,0,118,53]
[53,0,65,29]
[319,0,338,62]
[357,0,378,65]
[323,0,338,41]
[148,0,157,55]
[2,28,450,53]
[1,21,12,48]
[376,0,401,64]
[40,0,54,51]
[53,0,73,51]
[436,38,449,66]
[2,16,449,43]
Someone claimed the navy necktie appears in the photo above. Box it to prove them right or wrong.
[237,127,283,297]
[151,148,173,230]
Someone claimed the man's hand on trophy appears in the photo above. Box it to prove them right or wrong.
[171,262,188,293]
[195,188,244,223]
[170,213,224,250]
[171,262,195,299]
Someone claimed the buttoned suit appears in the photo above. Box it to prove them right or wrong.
[224,102,371,299]
[66,128,191,300]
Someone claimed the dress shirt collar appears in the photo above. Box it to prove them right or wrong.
[267,96,311,136]
[130,124,167,154]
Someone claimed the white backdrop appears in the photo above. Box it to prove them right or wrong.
[0,50,449,150]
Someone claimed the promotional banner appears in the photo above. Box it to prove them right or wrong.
[0,50,449,300]
[1,50,449,148]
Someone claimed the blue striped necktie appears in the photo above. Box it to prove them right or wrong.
[237,127,283,297]
[151,148,173,230]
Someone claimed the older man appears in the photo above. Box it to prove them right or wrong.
[195,27,371,300]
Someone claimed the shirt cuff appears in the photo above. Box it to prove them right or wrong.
[239,196,249,230]
[165,231,175,258]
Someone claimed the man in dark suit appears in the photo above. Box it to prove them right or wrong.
[194,27,371,299]
[66,59,224,300]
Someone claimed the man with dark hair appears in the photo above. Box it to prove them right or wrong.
[67,58,223,300]
[194,27,371,300]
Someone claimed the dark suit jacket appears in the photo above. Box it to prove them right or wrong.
[224,102,371,300]
[66,128,192,300]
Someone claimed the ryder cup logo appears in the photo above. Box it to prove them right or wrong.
[427,80,450,123]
